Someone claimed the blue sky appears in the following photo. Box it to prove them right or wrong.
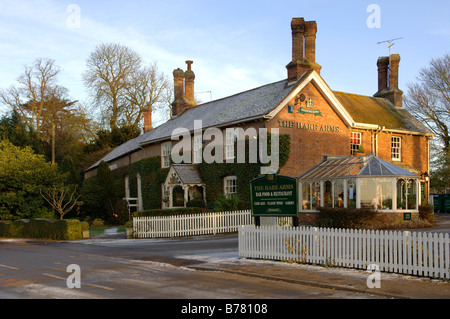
[0,0,449,126]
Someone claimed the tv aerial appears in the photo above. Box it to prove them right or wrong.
[377,37,403,68]
[377,37,403,56]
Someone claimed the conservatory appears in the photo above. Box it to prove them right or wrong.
[298,155,422,213]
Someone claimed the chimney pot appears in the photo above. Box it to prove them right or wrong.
[186,60,193,71]
[184,60,196,105]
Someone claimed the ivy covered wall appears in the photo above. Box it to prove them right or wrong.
[198,134,291,206]
[82,134,290,217]
[117,156,168,210]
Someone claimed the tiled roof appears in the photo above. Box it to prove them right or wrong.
[87,79,294,171]
[172,164,203,185]
[298,155,418,180]
[333,91,433,135]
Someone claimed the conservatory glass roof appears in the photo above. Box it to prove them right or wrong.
[298,155,419,180]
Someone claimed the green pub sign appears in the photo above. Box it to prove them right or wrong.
[250,174,299,217]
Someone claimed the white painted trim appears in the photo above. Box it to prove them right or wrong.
[265,71,355,128]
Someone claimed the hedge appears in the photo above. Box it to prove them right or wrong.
[316,207,377,229]
[0,219,89,240]
[133,207,210,217]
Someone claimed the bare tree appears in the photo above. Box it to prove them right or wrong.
[405,53,450,191]
[0,58,60,138]
[405,53,450,152]
[82,43,171,130]
[40,184,81,220]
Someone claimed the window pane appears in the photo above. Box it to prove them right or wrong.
[324,181,332,207]
[392,137,401,160]
[312,181,321,209]
[224,176,237,198]
[376,178,393,210]
[162,142,172,168]
[360,178,377,209]
[302,183,311,210]
[351,132,362,154]
[193,136,202,163]
[347,179,357,208]
[334,180,344,208]
[397,179,416,210]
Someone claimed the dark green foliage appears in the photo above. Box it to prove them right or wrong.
[81,161,121,222]
[0,140,61,220]
[113,200,131,225]
[0,219,84,240]
[198,162,261,205]
[80,133,290,220]
[126,157,167,211]
[84,126,141,153]
[212,194,240,212]
[134,207,209,217]
[81,157,166,222]
[419,203,434,223]
[0,110,45,156]
[197,134,291,207]
[186,199,206,208]
[60,155,82,186]
[316,207,377,229]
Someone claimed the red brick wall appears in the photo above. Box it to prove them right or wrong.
[268,82,429,178]
[376,132,428,174]
[269,82,351,177]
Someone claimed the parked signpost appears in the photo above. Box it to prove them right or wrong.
[250,174,299,226]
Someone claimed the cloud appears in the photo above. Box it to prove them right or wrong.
[0,0,288,121]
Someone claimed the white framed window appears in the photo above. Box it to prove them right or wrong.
[161,142,172,168]
[224,176,237,198]
[224,128,239,161]
[391,136,402,161]
[350,132,362,154]
[193,135,203,164]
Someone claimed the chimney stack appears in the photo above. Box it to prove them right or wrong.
[184,60,196,104]
[374,54,403,108]
[171,61,198,118]
[376,56,389,93]
[291,18,305,62]
[143,107,152,133]
[172,68,185,117]
[304,21,317,63]
[286,18,321,83]
[389,54,400,90]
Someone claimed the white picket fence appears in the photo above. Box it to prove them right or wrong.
[239,225,450,279]
[133,210,254,238]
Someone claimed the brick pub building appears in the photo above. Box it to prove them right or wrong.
[85,18,433,222]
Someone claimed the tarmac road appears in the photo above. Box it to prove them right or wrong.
[0,214,449,304]
[0,235,382,301]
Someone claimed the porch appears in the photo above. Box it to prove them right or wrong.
[162,164,206,209]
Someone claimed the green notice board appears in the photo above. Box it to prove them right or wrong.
[250,174,299,217]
